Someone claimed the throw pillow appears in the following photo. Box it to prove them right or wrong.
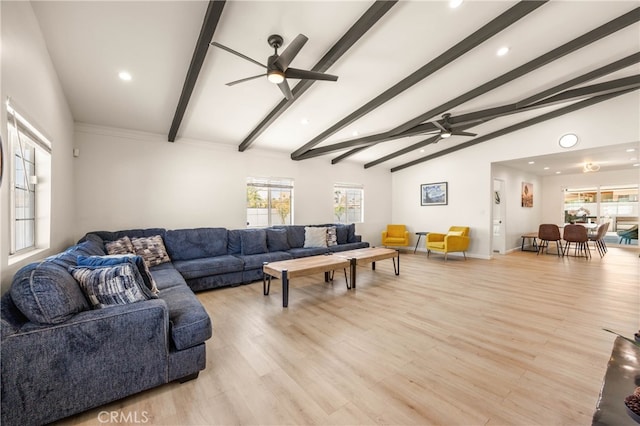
[326,226,338,246]
[240,229,268,255]
[447,231,464,236]
[105,236,135,255]
[69,263,156,309]
[304,226,328,248]
[77,254,159,294]
[131,235,171,267]
[266,228,290,252]
[335,225,349,244]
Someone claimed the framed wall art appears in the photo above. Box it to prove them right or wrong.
[521,182,533,207]
[421,182,448,206]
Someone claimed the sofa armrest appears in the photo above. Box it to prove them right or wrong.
[444,235,470,251]
[427,232,445,243]
[1,299,170,426]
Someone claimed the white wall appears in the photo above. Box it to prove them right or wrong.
[73,124,391,245]
[1,1,76,292]
[391,91,640,259]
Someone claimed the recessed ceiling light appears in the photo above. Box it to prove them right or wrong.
[352,130,359,137]
[559,133,578,148]
[496,46,510,57]
[528,161,535,165]
[555,171,561,174]
[118,71,132,81]
[543,167,550,170]
[633,163,640,167]
[420,149,425,153]
[626,148,636,152]
[449,0,463,8]
[300,118,309,125]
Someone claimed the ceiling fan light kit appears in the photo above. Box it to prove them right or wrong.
[211,33,338,100]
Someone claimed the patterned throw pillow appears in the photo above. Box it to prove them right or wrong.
[326,226,338,246]
[304,226,328,248]
[131,235,171,267]
[105,236,135,255]
[77,254,159,294]
[69,263,157,309]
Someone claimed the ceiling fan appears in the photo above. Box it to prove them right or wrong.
[210,34,338,100]
[431,113,477,142]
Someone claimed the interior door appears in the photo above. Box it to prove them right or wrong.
[492,179,506,254]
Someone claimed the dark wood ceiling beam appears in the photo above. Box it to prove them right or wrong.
[301,74,639,165]
[168,1,226,142]
[328,8,640,162]
[363,75,640,168]
[290,0,548,160]
[236,0,398,152]
[516,51,640,108]
[390,88,637,173]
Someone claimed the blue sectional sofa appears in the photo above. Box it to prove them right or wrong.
[1,223,366,425]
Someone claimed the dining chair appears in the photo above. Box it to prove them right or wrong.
[588,222,609,257]
[563,224,591,259]
[537,224,563,256]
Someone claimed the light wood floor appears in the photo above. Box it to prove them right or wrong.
[58,246,639,426]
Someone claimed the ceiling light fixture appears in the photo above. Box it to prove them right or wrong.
[496,46,510,57]
[440,131,452,138]
[449,0,463,8]
[626,148,636,152]
[300,118,309,125]
[267,70,285,84]
[118,71,132,81]
[583,162,600,173]
[559,133,578,148]
[352,130,359,137]
[543,167,550,170]
[528,161,535,165]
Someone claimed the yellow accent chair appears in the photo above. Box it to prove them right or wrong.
[381,224,410,248]
[426,226,470,261]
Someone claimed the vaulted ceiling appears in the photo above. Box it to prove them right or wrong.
[31,1,640,172]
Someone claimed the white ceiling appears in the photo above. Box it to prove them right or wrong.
[30,0,640,173]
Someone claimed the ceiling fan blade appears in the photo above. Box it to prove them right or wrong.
[210,42,266,69]
[225,74,266,86]
[453,131,478,137]
[432,121,448,133]
[285,68,338,82]
[277,79,293,100]
[274,34,308,70]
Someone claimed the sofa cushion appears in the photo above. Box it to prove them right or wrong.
[236,251,293,270]
[285,225,306,248]
[304,226,328,248]
[105,236,135,255]
[45,239,107,269]
[241,229,268,255]
[164,228,228,261]
[266,228,290,252]
[88,228,167,243]
[149,264,187,291]
[346,223,357,243]
[77,255,159,294]
[131,235,171,267]
[158,285,212,350]
[228,229,242,254]
[288,247,329,258]
[173,255,244,280]
[69,263,157,308]
[10,261,90,325]
[328,241,370,252]
[335,225,349,244]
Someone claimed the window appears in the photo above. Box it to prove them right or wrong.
[334,183,364,223]
[246,177,293,227]
[7,105,52,256]
[563,184,638,232]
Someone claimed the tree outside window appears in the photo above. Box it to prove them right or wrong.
[334,184,363,224]
[246,177,293,227]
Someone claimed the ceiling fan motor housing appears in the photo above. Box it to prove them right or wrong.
[268,34,284,50]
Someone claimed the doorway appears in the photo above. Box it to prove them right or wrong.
[492,179,506,254]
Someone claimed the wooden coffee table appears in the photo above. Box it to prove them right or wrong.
[262,255,351,307]
[333,247,400,288]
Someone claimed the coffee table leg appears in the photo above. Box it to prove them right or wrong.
[350,258,357,289]
[394,250,400,275]
[282,270,289,308]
